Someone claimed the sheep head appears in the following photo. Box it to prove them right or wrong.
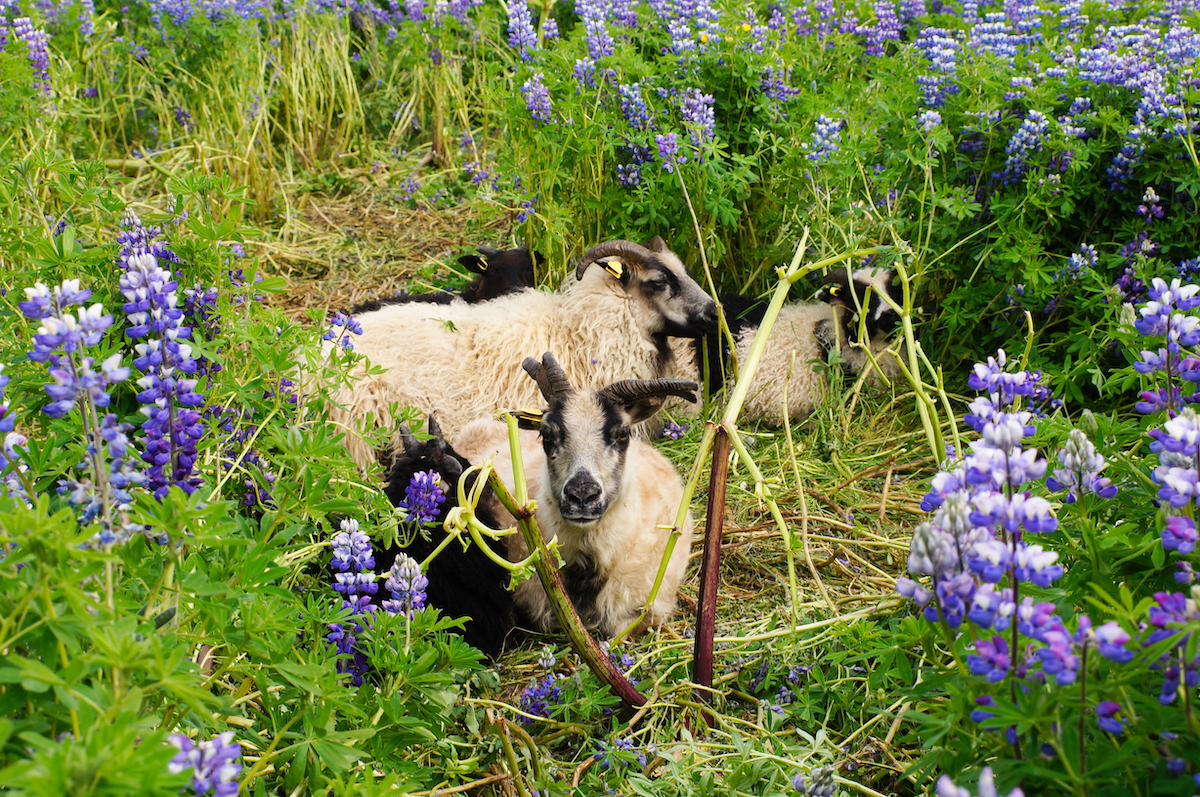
[816,267,903,345]
[575,238,718,338]
[521,352,698,525]
[457,245,540,303]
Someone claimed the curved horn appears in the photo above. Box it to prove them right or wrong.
[522,352,574,401]
[575,239,652,281]
[599,378,700,405]
[399,425,422,457]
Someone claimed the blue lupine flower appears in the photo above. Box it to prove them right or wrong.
[936,767,1023,797]
[519,674,562,722]
[660,419,687,439]
[680,88,714,152]
[792,765,835,796]
[1163,515,1198,554]
[382,551,427,617]
[521,72,553,127]
[537,645,557,668]
[399,470,446,525]
[916,109,942,132]
[804,115,843,164]
[327,518,376,685]
[323,312,364,351]
[577,0,614,58]
[167,731,242,797]
[655,132,682,172]
[968,636,1010,683]
[1092,621,1134,664]
[507,0,538,61]
[13,18,51,98]
[593,738,639,771]
[1095,701,1124,734]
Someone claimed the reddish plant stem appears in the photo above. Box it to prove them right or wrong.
[692,424,731,727]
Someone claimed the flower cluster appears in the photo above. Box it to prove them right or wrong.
[518,674,562,722]
[593,737,646,771]
[0,366,28,504]
[803,115,843,165]
[381,551,427,618]
[935,767,1023,797]
[13,17,51,98]
[398,470,446,525]
[792,765,835,796]
[680,88,715,153]
[322,312,364,351]
[167,731,242,797]
[660,419,688,439]
[521,72,553,127]
[506,0,538,61]
[327,518,377,686]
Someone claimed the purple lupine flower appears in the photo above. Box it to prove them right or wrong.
[382,552,427,617]
[1093,621,1134,664]
[968,636,1011,682]
[398,470,445,525]
[507,0,538,60]
[1163,515,1198,554]
[916,109,942,132]
[936,767,1024,797]
[323,312,363,351]
[967,584,1015,630]
[680,88,715,152]
[519,674,562,722]
[660,419,687,439]
[327,518,376,685]
[1036,625,1080,685]
[1095,701,1124,734]
[616,162,641,188]
[655,132,682,172]
[13,18,51,98]
[792,766,835,797]
[167,731,242,797]
[521,72,553,127]
[995,110,1049,185]
[864,0,901,57]
[576,0,613,58]
[618,82,653,131]
[803,115,843,164]
[760,67,799,110]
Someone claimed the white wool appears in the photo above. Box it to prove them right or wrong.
[322,266,686,467]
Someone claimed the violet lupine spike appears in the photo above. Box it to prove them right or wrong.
[519,674,562,722]
[398,470,446,525]
[167,731,242,797]
[327,518,376,686]
[521,72,553,127]
[381,551,428,618]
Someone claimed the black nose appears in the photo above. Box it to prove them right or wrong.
[697,301,719,332]
[563,473,602,506]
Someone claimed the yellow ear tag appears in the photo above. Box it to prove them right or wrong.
[477,256,488,271]
[829,285,841,296]
[500,409,544,429]
[600,259,624,279]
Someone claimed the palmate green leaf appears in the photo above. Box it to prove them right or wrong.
[275,661,326,696]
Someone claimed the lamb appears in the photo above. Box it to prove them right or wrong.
[325,237,718,468]
[452,352,698,637]
[378,415,514,658]
[349,244,540,314]
[671,266,904,423]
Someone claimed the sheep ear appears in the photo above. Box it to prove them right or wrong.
[533,249,546,266]
[644,235,666,252]
[816,269,852,304]
[459,254,487,274]
[510,409,544,430]
[600,378,699,424]
[622,396,666,425]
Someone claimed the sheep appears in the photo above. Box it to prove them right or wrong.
[324,237,718,468]
[669,266,904,423]
[349,244,540,314]
[378,415,515,658]
[452,352,698,637]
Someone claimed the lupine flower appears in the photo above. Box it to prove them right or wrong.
[521,72,553,126]
[382,551,427,617]
[398,470,446,525]
[968,636,1011,682]
[323,312,363,351]
[680,88,715,152]
[655,132,682,172]
[792,765,835,797]
[537,645,557,668]
[507,0,538,60]
[593,738,644,771]
[518,674,562,722]
[936,767,1024,797]
[167,731,242,797]
[618,82,653,131]
[13,18,51,98]
[660,419,687,439]
[1095,701,1124,734]
[804,115,843,164]
[327,518,376,685]
[1162,515,1198,554]
[916,109,942,132]
[577,0,614,58]
[1046,429,1117,502]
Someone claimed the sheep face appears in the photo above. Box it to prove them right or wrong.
[523,352,698,526]
[578,237,718,339]
[817,267,902,345]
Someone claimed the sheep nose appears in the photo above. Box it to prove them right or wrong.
[697,300,719,331]
[563,473,602,506]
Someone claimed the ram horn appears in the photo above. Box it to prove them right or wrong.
[599,378,700,405]
[399,425,422,457]
[522,352,575,401]
[575,239,653,281]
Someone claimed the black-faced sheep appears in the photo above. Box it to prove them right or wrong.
[670,266,904,423]
[349,244,540,314]
[452,352,698,637]
[378,415,514,658]
[326,237,718,467]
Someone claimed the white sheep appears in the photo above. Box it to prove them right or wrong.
[669,266,904,423]
[452,352,697,637]
[324,237,717,467]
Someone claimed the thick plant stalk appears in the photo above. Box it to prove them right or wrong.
[691,421,730,717]
[489,415,647,710]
